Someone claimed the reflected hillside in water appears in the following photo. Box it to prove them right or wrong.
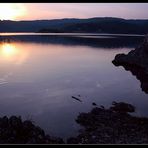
[0,34,143,49]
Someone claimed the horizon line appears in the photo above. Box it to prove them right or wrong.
[1,16,148,22]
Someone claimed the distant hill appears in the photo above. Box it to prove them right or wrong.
[0,17,148,34]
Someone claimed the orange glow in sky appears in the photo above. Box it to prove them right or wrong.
[0,3,26,20]
[0,3,148,20]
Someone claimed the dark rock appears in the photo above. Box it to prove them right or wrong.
[100,105,105,109]
[26,138,36,144]
[76,113,93,126]
[0,116,9,128]
[9,116,22,129]
[2,101,148,144]
[50,137,65,144]
[34,126,45,137]
[69,102,148,144]
[0,116,64,144]
[91,107,104,115]
[112,35,148,94]
[23,120,34,131]
[92,102,97,106]
[110,102,135,113]
[67,137,80,144]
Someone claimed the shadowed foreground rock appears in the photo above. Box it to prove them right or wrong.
[67,102,148,144]
[2,102,148,144]
[112,35,148,93]
[0,116,64,144]
[112,35,148,69]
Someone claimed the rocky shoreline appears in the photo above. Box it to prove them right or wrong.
[112,35,148,71]
[0,116,64,144]
[1,35,148,144]
[67,102,148,144]
[65,36,148,144]
[112,35,148,93]
[2,102,148,144]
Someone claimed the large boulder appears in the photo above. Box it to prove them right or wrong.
[112,35,148,93]
[0,116,64,144]
[110,101,135,113]
[112,35,148,72]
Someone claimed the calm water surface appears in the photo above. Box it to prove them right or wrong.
[0,34,147,139]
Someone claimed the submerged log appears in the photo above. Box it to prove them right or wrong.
[72,96,82,102]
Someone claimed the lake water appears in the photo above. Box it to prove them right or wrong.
[0,33,148,140]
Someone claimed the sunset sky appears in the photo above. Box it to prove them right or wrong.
[0,3,148,21]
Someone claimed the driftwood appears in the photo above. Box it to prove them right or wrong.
[72,96,82,102]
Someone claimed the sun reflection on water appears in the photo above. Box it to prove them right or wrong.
[1,43,18,56]
[0,42,28,65]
